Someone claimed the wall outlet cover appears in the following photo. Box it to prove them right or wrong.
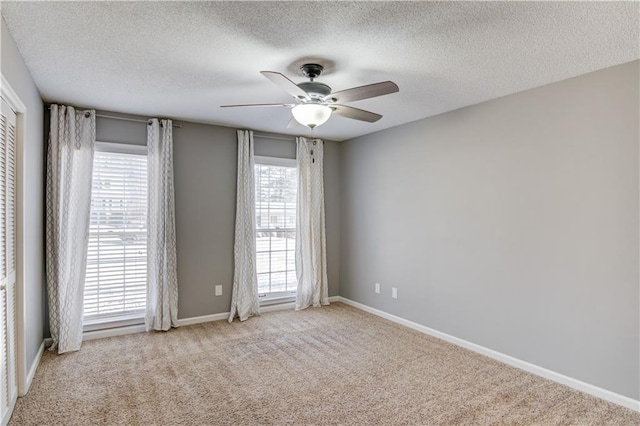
[215,285,222,296]
[375,283,380,294]
[392,287,398,299]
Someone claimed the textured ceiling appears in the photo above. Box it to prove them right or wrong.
[2,1,638,141]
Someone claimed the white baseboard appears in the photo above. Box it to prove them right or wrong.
[83,324,146,341]
[181,296,342,324]
[177,312,228,326]
[179,303,294,325]
[260,296,341,314]
[21,340,45,396]
[82,314,229,339]
[335,296,640,413]
[78,296,342,339]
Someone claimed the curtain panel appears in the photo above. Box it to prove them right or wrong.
[45,104,95,353]
[146,118,179,331]
[295,137,329,310]
[229,130,260,322]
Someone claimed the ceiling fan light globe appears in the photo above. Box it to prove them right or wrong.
[292,104,332,129]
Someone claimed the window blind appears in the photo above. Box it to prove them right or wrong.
[0,98,17,418]
[84,150,147,320]
[0,112,7,281]
[0,104,15,284]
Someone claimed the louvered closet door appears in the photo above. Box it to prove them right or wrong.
[0,98,17,425]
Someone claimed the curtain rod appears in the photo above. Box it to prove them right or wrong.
[97,114,182,128]
[47,106,182,128]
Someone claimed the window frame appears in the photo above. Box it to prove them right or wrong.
[83,141,148,331]
[95,141,147,156]
[254,155,297,303]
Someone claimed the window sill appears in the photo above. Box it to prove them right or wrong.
[260,294,296,307]
[83,313,145,332]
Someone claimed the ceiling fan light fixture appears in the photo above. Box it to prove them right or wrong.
[291,104,332,129]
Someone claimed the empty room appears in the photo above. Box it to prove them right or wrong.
[0,1,638,424]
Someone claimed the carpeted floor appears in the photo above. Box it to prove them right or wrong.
[9,303,640,425]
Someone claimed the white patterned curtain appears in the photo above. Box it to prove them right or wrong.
[146,119,179,331]
[46,104,95,353]
[229,130,260,322]
[295,137,329,310]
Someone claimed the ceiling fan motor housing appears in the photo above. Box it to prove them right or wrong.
[297,81,332,99]
[298,63,332,99]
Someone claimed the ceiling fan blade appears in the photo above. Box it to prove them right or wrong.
[331,105,382,123]
[327,81,399,103]
[260,71,310,100]
[220,103,294,108]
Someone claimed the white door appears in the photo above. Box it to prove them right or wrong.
[0,98,17,426]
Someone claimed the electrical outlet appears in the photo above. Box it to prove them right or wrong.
[392,287,398,299]
[215,285,222,296]
[375,283,380,294]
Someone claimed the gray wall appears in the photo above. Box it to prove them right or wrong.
[339,61,639,399]
[1,18,45,377]
[95,117,340,319]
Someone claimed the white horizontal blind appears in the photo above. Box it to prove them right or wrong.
[254,161,297,295]
[0,111,6,283]
[0,98,17,422]
[84,150,147,320]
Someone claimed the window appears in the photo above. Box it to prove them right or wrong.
[254,156,297,298]
[84,143,147,324]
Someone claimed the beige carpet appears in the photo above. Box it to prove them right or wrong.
[10,303,640,425]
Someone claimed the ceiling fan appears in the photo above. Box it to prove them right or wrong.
[221,63,399,129]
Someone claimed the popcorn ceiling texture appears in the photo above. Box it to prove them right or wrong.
[8,304,640,425]
[1,1,638,141]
